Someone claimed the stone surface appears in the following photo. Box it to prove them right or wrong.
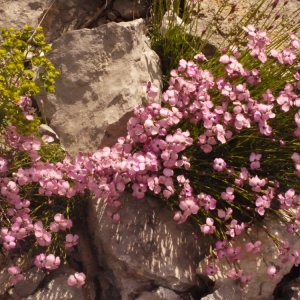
[38,19,162,158]
[113,0,149,20]
[0,0,50,29]
[136,286,181,300]
[160,0,300,55]
[201,285,244,300]
[88,192,207,300]
[194,0,300,50]
[14,267,45,298]
[39,0,105,43]
[197,216,300,300]
[25,273,84,300]
[0,268,12,296]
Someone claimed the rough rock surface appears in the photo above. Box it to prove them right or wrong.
[190,0,300,49]
[136,286,181,300]
[14,267,45,298]
[0,0,50,29]
[197,216,300,300]
[38,18,162,158]
[39,0,106,43]
[87,192,208,299]
[201,285,244,300]
[160,0,300,54]
[113,0,149,20]
[24,272,84,300]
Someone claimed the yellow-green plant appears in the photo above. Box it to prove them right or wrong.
[0,25,59,135]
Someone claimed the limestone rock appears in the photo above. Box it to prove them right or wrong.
[197,216,300,300]
[113,0,149,20]
[0,268,12,296]
[201,285,244,300]
[0,0,50,29]
[38,19,162,158]
[14,267,45,298]
[88,192,207,300]
[137,286,181,300]
[160,0,300,56]
[190,0,300,51]
[39,0,104,43]
[24,273,84,300]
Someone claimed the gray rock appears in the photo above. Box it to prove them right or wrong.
[39,0,103,43]
[88,192,207,300]
[197,216,300,300]
[136,286,181,300]
[0,268,12,296]
[14,267,45,298]
[113,0,149,20]
[38,19,162,158]
[161,0,300,56]
[24,273,84,300]
[0,0,50,29]
[188,0,300,51]
[201,285,243,300]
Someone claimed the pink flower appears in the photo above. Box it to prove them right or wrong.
[213,158,227,172]
[65,234,79,248]
[217,208,232,221]
[50,214,72,232]
[42,135,54,143]
[132,183,147,199]
[205,263,218,276]
[8,266,24,285]
[22,139,41,151]
[245,241,261,253]
[67,272,86,288]
[44,254,61,270]
[142,81,159,99]
[221,187,235,202]
[179,198,199,216]
[267,266,280,280]
[194,53,207,62]
[3,235,16,250]
[0,157,8,173]
[34,253,46,268]
[255,195,271,215]
[249,175,266,193]
[249,152,262,169]
[200,218,216,234]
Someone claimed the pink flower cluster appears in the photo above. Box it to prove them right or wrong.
[1,25,300,289]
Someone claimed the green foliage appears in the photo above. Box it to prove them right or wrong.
[0,25,59,135]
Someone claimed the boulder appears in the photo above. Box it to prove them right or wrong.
[160,0,300,55]
[189,0,300,50]
[24,273,84,300]
[0,268,12,296]
[38,19,162,158]
[88,192,207,300]
[113,0,150,20]
[14,267,45,298]
[197,216,300,300]
[0,0,50,29]
[136,286,181,300]
[39,0,105,43]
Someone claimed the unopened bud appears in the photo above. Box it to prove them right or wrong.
[275,13,281,20]
[229,2,237,14]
